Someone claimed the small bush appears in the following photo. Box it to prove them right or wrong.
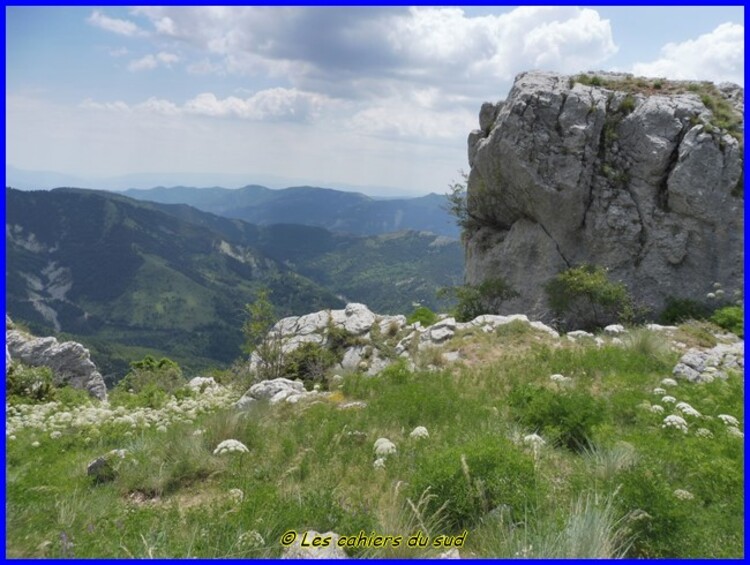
[283,342,337,385]
[410,437,539,530]
[659,297,709,325]
[6,364,55,403]
[116,355,184,394]
[109,382,169,409]
[545,265,632,330]
[406,306,438,327]
[619,94,636,114]
[438,277,518,323]
[710,306,743,337]
[616,466,689,557]
[508,384,606,451]
[54,386,92,407]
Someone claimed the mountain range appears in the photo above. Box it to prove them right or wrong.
[121,185,459,237]
[5,187,462,379]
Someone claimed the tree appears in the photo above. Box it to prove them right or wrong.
[444,170,484,238]
[242,287,284,379]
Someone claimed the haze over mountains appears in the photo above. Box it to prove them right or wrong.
[5,186,462,378]
[5,164,427,199]
[122,185,459,238]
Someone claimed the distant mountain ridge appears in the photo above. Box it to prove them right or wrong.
[121,184,459,237]
[6,187,463,378]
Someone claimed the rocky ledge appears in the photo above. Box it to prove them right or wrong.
[5,315,107,400]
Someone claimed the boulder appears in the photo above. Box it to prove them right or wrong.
[187,376,220,393]
[236,377,320,408]
[6,326,107,400]
[341,303,376,335]
[87,449,128,483]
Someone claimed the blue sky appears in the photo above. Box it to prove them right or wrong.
[5,5,745,196]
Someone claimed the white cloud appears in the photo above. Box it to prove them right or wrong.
[87,10,143,37]
[128,52,180,72]
[80,88,334,123]
[119,6,618,141]
[632,23,744,85]
[350,99,475,141]
[79,98,131,112]
[128,6,617,89]
[108,47,129,57]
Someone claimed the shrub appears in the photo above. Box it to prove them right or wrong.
[616,466,689,557]
[710,306,743,337]
[438,277,518,323]
[659,297,709,325]
[6,364,55,403]
[406,305,438,327]
[544,265,632,330]
[619,94,636,114]
[54,385,92,407]
[109,382,169,409]
[508,384,606,451]
[410,437,539,530]
[283,342,337,385]
[116,355,184,395]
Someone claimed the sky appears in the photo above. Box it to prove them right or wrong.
[5,5,745,196]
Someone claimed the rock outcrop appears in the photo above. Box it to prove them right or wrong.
[465,71,743,324]
[248,303,560,379]
[5,316,107,400]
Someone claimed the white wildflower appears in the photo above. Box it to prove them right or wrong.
[409,426,429,439]
[652,387,666,395]
[706,292,716,299]
[661,395,676,404]
[9,435,16,441]
[373,457,386,470]
[31,441,40,447]
[673,489,694,500]
[213,439,250,455]
[523,433,546,448]
[156,425,167,433]
[237,529,265,550]
[650,405,665,414]
[50,431,62,440]
[662,415,688,433]
[695,428,713,438]
[675,402,701,418]
[660,378,678,387]
[373,437,397,457]
[717,414,739,427]
[726,427,744,439]
[715,289,725,297]
[515,545,534,557]
[713,282,722,289]
[550,373,572,384]
[193,429,205,436]
[228,488,244,504]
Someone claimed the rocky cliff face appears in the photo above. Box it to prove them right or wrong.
[465,71,744,323]
[5,316,107,400]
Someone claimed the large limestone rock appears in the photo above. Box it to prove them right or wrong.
[5,319,107,400]
[465,72,743,324]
